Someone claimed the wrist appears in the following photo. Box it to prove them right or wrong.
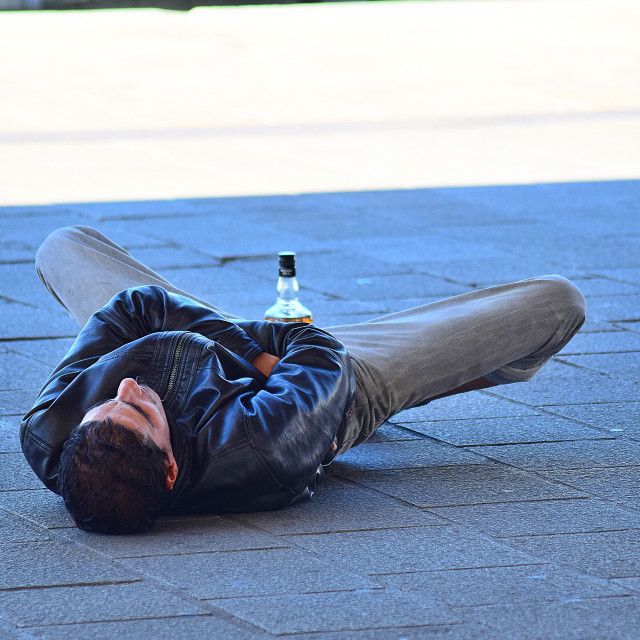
[251,352,280,378]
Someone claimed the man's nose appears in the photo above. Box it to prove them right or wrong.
[116,378,140,402]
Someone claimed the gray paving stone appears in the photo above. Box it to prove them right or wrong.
[284,525,535,575]
[584,294,640,324]
[0,619,24,640]
[114,244,221,271]
[543,467,640,508]
[0,300,77,341]
[87,222,182,252]
[365,422,422,443]
[616,320,640,334]
[304,272,470,302]
[393,392,540,423]
[283,624,497,640]
[1,214,92,259]
[64,514,286,558]
[506,530,640,578]
[120,546,378,599]
[380,563,628,607]
[0,351,56,392]
[461,597,640,640]
[333,464,587,508]
[318,296,444,328]
[24,615,265,640]
[436,181,638,225]
[259,210,444,244]
[581,314,628,333]
[210,587,461,634]
[170,194,347,221]
[331,233,515,267]
[68,199,204,221]
[469,438,640,471]
[0,581,209,628]
[6,338,75,369]
[334,439,486,472]
[0,489,74,529]
[414,256,566,288]
[0,205,81,217]
[558,353,639,379]
[0,389,40,416]
[0,508,50,543]
[594,267,640,287]
[428,498,640,536]
[559,328,640,355]
[231,476,436,535]
[146,216,325,259]
[0,453,45,490]
[569,276,640,297]
[0,539,134,589]
[611,577,640,593]
[488,360,640,405]
[434,221,549,253]
[290,188,508,229]
[543,401,640,437]
[187,193,345,223]
[158,263,334,320]
[0,416,21,452]
[160,263,273,298]
[440,222,640,270]
[0,247,34,265]
[395,414,608,446]
[0,263,61,309]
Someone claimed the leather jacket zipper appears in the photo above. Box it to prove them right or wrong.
[163,332,189,401]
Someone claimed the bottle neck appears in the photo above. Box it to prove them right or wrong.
[277,275,299,302]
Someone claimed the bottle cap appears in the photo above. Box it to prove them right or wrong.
[278,251,296,277]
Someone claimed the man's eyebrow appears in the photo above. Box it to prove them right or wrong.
[121,401,154,429]
[85,398,154,429]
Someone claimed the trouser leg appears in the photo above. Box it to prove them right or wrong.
[327,276,586,453]
[35,226,239,326]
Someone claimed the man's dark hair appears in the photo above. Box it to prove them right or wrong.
[58,418,170,534]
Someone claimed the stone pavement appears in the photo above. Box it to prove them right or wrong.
[1,0,640,638]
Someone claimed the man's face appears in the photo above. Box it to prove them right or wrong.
[82,378,178,489]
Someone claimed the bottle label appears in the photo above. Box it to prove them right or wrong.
[278,266,295,278]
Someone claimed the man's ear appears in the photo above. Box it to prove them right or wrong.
[165,457,178,490]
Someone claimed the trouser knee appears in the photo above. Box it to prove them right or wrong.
[35,226,96,279]
[35,228,69,284]
[535,275,586,325]
[532,275,586,356]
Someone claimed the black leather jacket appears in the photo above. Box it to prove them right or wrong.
[21,286,355,514]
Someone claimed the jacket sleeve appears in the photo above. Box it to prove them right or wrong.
[237,321,356,498]
[30,285,264,409]
[87,285,265,363]
[20,286,265,491]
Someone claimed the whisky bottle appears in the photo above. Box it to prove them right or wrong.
[263,251,313,323]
